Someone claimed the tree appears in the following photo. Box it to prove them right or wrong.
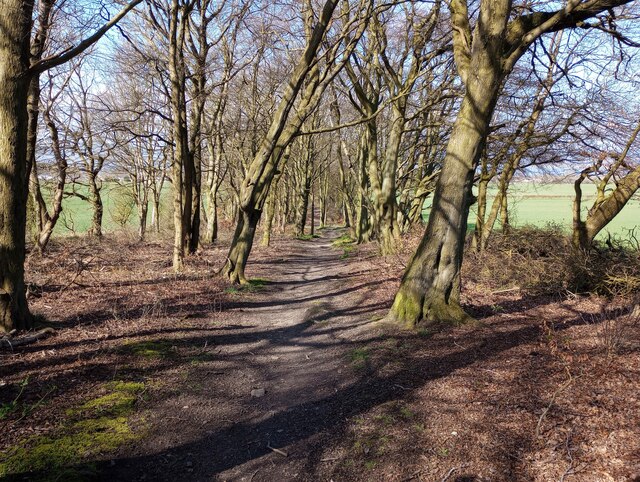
[222,0,373,284]
[29,67,76,252]
[0,0,141,333]
[385,0,637,329]
[573,118,640,250]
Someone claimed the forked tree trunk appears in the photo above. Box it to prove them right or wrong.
[573,160,640,251]
[0,0,34,332]
[31,107,67,253]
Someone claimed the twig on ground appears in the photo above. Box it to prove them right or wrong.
[491,286,521,294]
[401,470,422,481]
[266,444,288,457]
[0,328,55,349]
[536,376,576,438]
[441,464,467,482]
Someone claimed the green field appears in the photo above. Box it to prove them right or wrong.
[427,182,640,240]
[36,181,640,241]
[30,182,171,237]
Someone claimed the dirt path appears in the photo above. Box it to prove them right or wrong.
[4,228,639,481]
[105,228,386,481]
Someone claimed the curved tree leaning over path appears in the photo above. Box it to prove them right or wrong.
[222,0,373,284]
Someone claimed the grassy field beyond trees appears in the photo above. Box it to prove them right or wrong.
[37,182,640,239]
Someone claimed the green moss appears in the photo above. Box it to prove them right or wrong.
[68,382,143,418]
[373,414,394,426]
[349,348,369,364]
[339,246,354,259]
[399,406,414,419]
[331,234,355,248]
[332,234,356,259]
[0,381,146,480]
[296,234,320,241]
[225,278,269,294]
[120,340,173,358]
[247,278,268,288]
[389,290,423,329]
[0,416,137,480]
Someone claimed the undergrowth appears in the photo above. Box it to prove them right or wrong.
[465,225,640,297]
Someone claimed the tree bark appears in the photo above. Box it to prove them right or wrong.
[386,0,509,328]
[87,173,103,237]
[0,0,33,332]
[223,208,262,284]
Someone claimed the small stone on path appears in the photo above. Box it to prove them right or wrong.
[251,388,265,397]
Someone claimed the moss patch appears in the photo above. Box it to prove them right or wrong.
[225,278,269,294]
[120,340,174,358]
[0,381,146,481]
[332,234,356,259]
[296,234,320,241]
[68,381,145,418]
[349,348,370,369]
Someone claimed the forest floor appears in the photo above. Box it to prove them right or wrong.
[1,227,639,481]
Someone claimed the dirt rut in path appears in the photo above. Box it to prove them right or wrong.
[105,228,386,481]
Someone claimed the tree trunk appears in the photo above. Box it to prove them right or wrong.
[0,0,34,332]
[88,174,103,237]
[377,103,404,254]
[473,173,489,251]
[31,107,67,253]
[138,201,148,241]
[500,195,510,233]
[310,184,315,236]
[261,191,276,247]
[295,180,311,237]
[188,147,201,254]
[223,208,262,284]
[152,196,161,234]
[168,0,190,271]
[355,129,371,243]
[205,186,219,244]
[387,82,501,328]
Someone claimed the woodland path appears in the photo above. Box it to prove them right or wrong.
[105,227,390,481]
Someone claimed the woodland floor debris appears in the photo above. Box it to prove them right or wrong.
[0,229,638,481]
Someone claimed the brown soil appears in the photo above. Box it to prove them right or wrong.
[1,228,639,481]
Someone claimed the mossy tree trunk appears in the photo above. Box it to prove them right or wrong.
[387,0,633,329]
[386,0,509,328]
[387,88,500,328]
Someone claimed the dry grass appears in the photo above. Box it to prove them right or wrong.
[464,225,640,298]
